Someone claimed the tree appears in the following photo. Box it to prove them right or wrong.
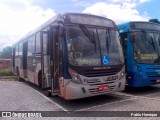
[149,19,160,24]
[0,46,12,59]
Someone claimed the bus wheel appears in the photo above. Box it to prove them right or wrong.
[38,71,42,88]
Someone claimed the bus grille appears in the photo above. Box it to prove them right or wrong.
[146,67,160,78]
[88,85,115,94]
[145,72,160,78]
[86,81,115,85]
[84,68,121,77]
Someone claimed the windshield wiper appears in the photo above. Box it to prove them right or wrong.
[79,24,96,43]
[141,30,156,52]
[105,28,111,54]
[79,24,97,52]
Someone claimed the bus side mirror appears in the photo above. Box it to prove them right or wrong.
[131,32,136,43]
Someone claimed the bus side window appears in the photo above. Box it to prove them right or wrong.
[28,35,35,56]
[120,33,127,57]
[43,33,48,54]
[15,44,19,56]
[36,32,41,54]
[19,43,23,56]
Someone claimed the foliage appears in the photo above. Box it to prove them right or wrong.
[0,68,13,76]
[149,19,160,24]
[0,46,12,59]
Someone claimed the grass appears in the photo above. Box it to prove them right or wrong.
[0,68,14,77]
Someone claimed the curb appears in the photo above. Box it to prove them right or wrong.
[0,76,17,80]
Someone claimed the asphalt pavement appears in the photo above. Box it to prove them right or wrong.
[1,79,160,120]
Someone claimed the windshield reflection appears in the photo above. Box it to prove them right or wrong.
[133,31,160,64]
[66,25,124,66]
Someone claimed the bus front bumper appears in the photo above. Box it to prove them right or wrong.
[127,72,160,87]
[64,78,126,100]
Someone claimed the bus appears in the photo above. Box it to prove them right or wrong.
[118,21,160,87]
[12,13,125,100]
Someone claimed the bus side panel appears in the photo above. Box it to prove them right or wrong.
[27,56,35,83]
[15,56,21,75]
[27,35,37,84]
[27,57,41,85]
[19,57,25,79]
[12,47,16,74]
[33,32,42,86]
[14,44,21,76]
[34,55,42,85]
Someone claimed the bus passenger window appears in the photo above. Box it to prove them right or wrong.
[15,44,19,56]
[36,32,41,53]
[43,34,48,54]
[19,43,23,56]
[28,36,35,56]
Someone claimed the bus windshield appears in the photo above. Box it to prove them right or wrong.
[66,25,124,66]
[133,31,160,64]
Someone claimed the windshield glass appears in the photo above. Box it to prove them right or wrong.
[133,31,160,64]
[66,25,124,66]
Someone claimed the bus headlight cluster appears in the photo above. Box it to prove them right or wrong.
[69,69,82,84]
[119,66,125,80]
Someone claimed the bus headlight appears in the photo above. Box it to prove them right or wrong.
[69,69,82,84]
[119,66,125,80]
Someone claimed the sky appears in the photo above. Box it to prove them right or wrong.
[0,0,160,51]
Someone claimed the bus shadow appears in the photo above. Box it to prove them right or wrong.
[23,81,132,111]
[122,85,160,96]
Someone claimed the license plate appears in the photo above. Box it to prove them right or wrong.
[98,85,109,91]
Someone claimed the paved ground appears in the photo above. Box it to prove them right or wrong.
[0,79,160,120]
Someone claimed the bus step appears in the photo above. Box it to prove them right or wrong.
[51,90,60,96]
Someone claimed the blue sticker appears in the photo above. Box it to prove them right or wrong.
[102,55,109,65]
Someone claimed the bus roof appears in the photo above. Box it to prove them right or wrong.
[117,21,160,32]
[13,13,115,46]
[12,14,60,46]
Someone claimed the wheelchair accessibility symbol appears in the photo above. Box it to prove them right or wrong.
[102,55,109,65]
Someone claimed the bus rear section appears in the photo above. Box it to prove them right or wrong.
[12,13,126,100]
[118,22,160,87]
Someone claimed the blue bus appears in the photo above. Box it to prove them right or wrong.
[118,21,160,87]
[12,13,125,100]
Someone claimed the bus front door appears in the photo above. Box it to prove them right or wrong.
[50,26,60,96]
